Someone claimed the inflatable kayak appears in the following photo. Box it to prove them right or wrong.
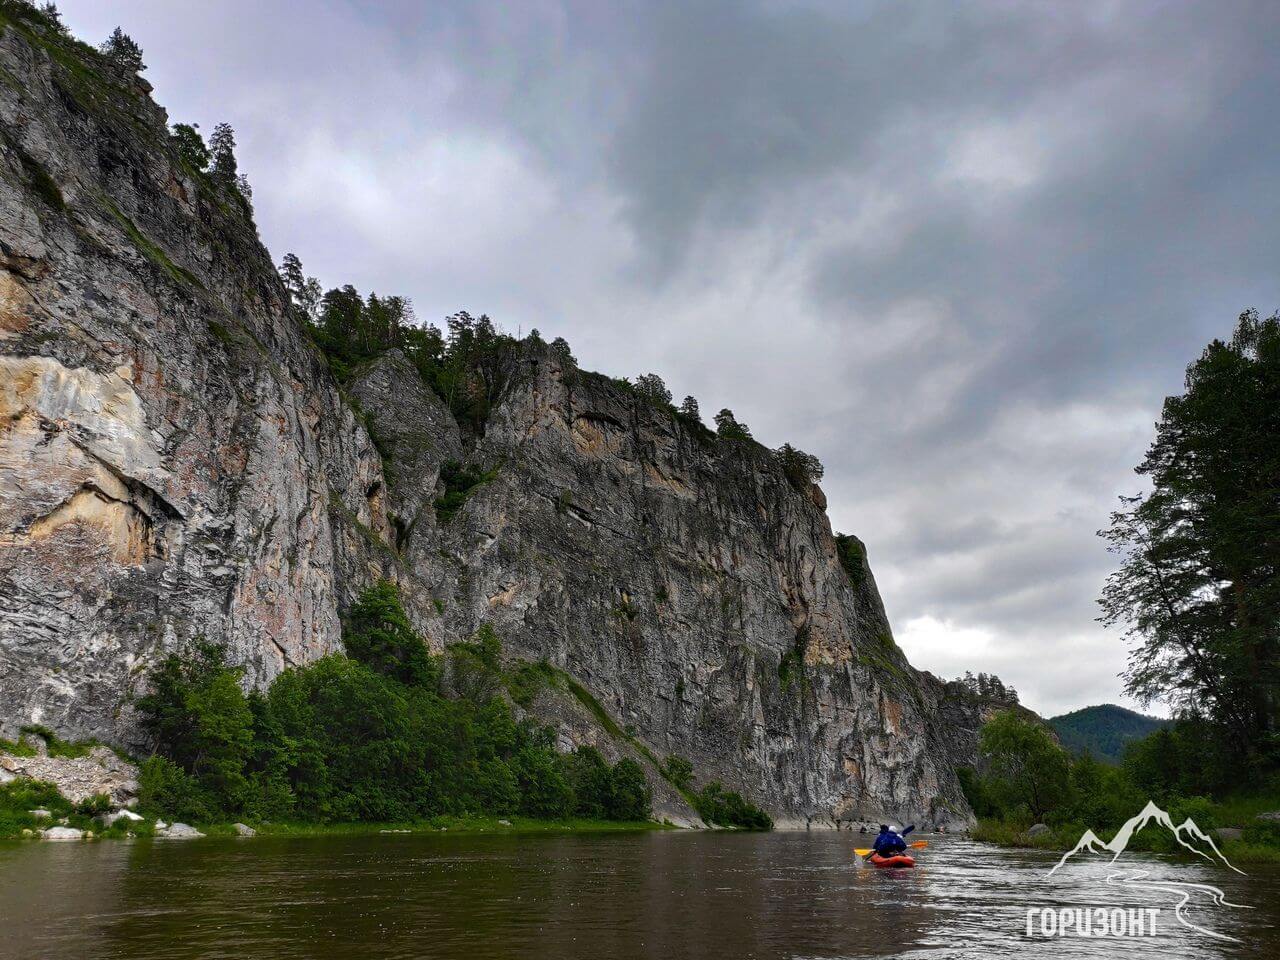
[868,852,915,868]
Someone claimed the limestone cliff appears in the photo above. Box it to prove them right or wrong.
[0,8,971,827]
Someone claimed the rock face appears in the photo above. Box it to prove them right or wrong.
[0,11,972,826]
[920,674,1035,775]
[0,743,138,805]
[0,11,396,751]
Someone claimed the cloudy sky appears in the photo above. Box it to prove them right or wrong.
[59,1,1280,716]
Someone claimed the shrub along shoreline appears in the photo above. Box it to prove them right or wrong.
[959,710,1280,864]
[20,581,768,839]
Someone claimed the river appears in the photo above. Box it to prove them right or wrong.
[0,831,1275,958]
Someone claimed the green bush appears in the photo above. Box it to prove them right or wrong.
[693,782,772,830]
[662,755,694,792]
[73,793,113,817]
[343,580,437,687]
[134,584,652,826]
[607,759,651,821]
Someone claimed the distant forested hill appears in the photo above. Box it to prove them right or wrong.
[1048,704,1167,764]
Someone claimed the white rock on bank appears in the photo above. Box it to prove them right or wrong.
[1026,823,1051,838]
[28,808,51,819]
[232,823,256,837]
[1214,827,1244,841]
[41,826,85,841]
[155,822,203,839]
[97,809,144,828]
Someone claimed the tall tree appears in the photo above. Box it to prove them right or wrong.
[100,26,145,73]
[279,253,322,323]
[170,123,210,172]
[208,122,239,186]
[979,710,1070,821]
[1100,309,1280,763]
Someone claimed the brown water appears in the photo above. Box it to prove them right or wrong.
[0,832,1276,959]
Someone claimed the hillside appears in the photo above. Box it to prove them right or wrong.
[0,2,977,829]
[1049,704,1167,764]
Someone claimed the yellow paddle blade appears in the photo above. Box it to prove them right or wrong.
[854,841,928,857]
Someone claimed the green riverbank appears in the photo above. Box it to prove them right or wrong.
[970,791,1280,864]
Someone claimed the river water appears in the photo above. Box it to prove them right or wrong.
[0,831,1275,959]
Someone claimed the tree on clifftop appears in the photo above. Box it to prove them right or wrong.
[100,27,145,73]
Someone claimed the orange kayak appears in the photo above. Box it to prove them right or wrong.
[868,852,915,868]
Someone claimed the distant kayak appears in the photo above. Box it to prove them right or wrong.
[868,852,915,868]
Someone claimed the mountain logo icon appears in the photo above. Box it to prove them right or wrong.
[1048,800,1243,876]
[1045,800,1251,942]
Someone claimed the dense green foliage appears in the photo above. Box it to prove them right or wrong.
[1100,309,1280,777]
[775,443,824,490]
[692,782,773,830]
[961,709,1280,860]
[977,711,1070,820]
[1048,704,1167,764]
[99,26,143,73]
[834,533,865,586]
[136,583,651,826]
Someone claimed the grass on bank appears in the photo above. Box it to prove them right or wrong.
[0,778,668,842]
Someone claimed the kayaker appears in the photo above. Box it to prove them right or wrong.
[871,823,915,856]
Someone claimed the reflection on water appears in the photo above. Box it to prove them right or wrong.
[0,832,1275,959]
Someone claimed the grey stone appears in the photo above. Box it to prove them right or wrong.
[1255,811,1280,822]
[1214,827,1244,841]
[156,822,204,839]
[1026,823,1051,838]
[232,822,256,837]
[28,808,51,819]
[97,808,144,828]
[41,826,84,841]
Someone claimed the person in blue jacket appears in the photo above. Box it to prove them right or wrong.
[871,823,915,856]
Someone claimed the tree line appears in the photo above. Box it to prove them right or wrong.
[135,583,651,825]
[963,309,1280,855]
[278,254,827,485]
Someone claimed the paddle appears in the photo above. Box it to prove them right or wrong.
[855,841,929,857]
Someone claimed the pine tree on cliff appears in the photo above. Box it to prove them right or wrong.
[100,27,145,74]
[170,123,210,172]
[209,122,239,186]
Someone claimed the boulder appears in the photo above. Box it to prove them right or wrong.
[1213,827,1244,842]
[41,826,84,841]
[1026,823,1051,838]
[28,808,51,819]
[156,822,204,839]
[97,809,144,828]
[1255,811,1280,823]
[232,823,256,837]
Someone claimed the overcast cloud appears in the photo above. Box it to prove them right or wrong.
[57,1,1280,716]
